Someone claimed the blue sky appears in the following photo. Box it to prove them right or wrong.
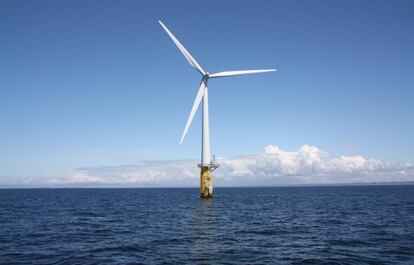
[1,0,413,186]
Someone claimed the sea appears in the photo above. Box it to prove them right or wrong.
[0,185,413,264]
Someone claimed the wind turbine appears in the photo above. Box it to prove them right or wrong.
[159,20,276,198]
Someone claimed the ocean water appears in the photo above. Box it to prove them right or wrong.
[0,186,413,264]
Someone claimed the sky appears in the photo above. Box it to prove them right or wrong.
[1,0,414,187]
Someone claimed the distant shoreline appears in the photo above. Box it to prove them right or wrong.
[1,181,413,189]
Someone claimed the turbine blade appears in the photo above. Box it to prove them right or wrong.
[209,69,276,78]
[180,80,206,144]
[159,20,205,75]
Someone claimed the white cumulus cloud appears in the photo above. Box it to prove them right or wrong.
[49,145,414,187]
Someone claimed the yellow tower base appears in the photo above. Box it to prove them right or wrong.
[200,166,213,198]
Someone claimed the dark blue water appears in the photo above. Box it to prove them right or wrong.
[0,186,413,264]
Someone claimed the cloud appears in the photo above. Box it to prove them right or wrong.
[47,160,199,187]
[47,144,414,187]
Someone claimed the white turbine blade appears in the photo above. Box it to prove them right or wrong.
[180,80,206,144]
[159,20,205,75]
[209,69,276,78]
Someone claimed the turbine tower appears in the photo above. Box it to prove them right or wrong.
[159,21,276,198]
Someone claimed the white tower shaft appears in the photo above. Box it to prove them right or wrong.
[201,84,211,166]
